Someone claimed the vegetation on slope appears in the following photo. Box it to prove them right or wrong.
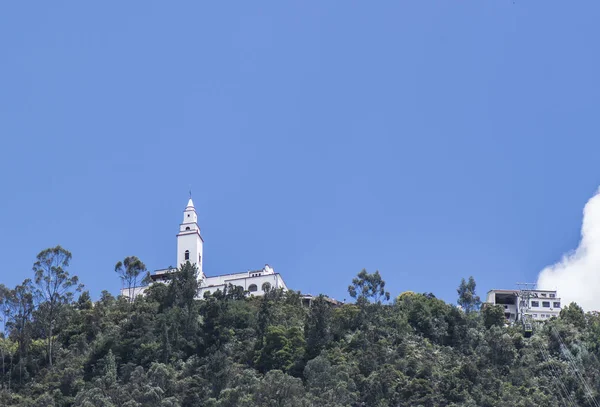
[1,246,599,406]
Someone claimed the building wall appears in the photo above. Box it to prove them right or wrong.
[121,273,287,300]
[527,291,561,321]
[199,273,287,297]
[176,231,203,275]
[120,285,148,299]
[485,289,561,323]
[498,304,518,320]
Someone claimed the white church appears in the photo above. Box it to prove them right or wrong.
[121,197,288,299]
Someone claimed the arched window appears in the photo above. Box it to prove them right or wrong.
[186,226,191,231]
[199,255,202,264]
[248,284,258,292]
[184,250,190,261]
[262,282,271,291]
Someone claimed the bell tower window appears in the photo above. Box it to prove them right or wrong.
[184,250,190,261]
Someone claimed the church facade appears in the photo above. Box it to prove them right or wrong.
[121,198,288,299]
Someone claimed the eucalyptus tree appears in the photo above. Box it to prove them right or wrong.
[115,256,148,303]
[6,279,35,385]
[0,284,10,388]
[347,269,390,305]
[32,245,83,367]
[457,276,481,313]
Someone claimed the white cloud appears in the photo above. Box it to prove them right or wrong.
[537,187,600,312]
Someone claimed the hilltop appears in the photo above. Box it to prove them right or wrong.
[0,246,598,407]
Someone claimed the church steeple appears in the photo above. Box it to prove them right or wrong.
[177,196,204,278]
[183,198,198,224]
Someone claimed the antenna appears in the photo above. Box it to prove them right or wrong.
[516,282,537,337]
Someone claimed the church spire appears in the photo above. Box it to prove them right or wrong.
[177,196,204,277]
[186,187,195,209]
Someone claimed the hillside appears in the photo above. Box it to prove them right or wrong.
[1,248,599,406]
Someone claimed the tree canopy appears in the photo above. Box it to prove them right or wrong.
[1,248,599,407]
[457,276,481,313]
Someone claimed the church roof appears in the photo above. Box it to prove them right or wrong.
[186,198,195,209]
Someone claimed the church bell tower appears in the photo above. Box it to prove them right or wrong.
[176,197,204,278]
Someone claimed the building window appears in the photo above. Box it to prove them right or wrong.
[262,282,271,291]
[186,226,191,230]
[550,293,556,298]
[533,314,538,318]
[540,293,547,297]
[199,255,201,264]
[553,302,561,308]
[542,301,550,308]
[185,250,190,261]
[248,284,258,292]
[531,301,539,307]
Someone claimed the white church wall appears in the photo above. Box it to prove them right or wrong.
[176,232,203,273]
[199,273,287,297]
[120,285,148,299]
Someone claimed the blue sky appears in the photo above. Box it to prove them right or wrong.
[1,1,599,305]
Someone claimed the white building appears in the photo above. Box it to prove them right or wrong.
[485,288,561,322]
[121,197,288,299]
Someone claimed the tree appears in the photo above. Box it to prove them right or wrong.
[560,302,586,329]
[254,325,305,374]
[456,276,481,313]
[115,256,148,303]
[305,295,332,359]
[304,356,358,406]
[254,370,307,407]
[0,284,10,389]
[482,304,506,329]
[32,246,83,367]
[165,261,199,309]
[6,279,35,386]
[347,269,390,305]
[76,290,93,310]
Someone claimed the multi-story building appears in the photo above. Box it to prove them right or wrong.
[121,197,288,299]
[485,288,561,323]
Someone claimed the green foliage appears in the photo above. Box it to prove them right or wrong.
[457,276,481,313]
[254,326,305,373]
[304,295,332,359]
[483,304,506,329]
[560,302,586,329]
[33,245,83,367]
[348,269,390,305]
[115,257,148,303]
[4,248,600,406]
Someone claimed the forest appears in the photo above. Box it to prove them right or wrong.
[1,245,599,406]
